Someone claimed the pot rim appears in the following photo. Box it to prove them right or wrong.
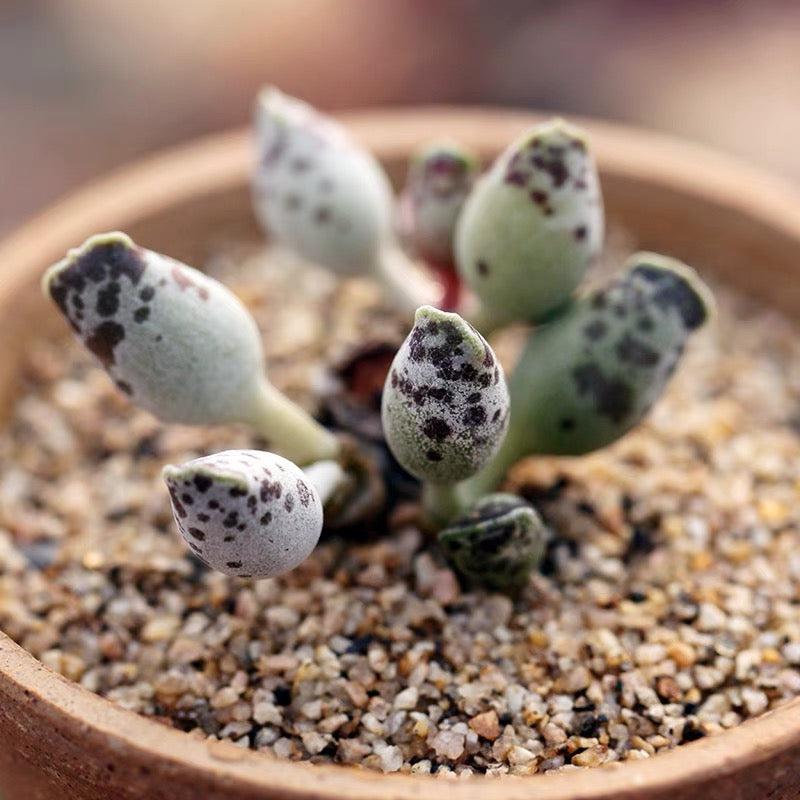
[2,107,800,799]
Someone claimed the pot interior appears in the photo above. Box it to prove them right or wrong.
[2,110,800,800]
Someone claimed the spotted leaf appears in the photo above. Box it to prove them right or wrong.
[43,232,340,464]
[455,118,603,326]
[381,305,510,483]
[252,87,394,276]
[163,449,323,578]
[463,253,714,499]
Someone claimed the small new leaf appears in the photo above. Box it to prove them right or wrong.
[438,493,547,590]
[399,141,478,279]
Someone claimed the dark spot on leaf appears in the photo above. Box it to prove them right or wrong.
[616,332,660,367]
[633,265,708,330]
[222,511,239,529]
[192,475,218,494]
[477,260,490,277]
[463,405,487,426]
[85,321,125,367]
[134,306,150,323]
[574,225,587,241]
[260,479,282,502]
[560,417,575,431]
[284,493,295,513]
[260,511,273,526]
[168,487,187,518]
[422,417,451,442]
[95,282,120,317]
[573,363,633,424]
[261,129,287,166]
[584,319,607,340]
[139,285,155,302]
[296,480,312,507]
[407,327,427,363]
[226,561,243,570]
[188,527,205,541]
[591,292,607,310]
[426,449,443,462]
[193,475,212,493]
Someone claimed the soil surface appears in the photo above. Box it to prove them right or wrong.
[1,242,799,777]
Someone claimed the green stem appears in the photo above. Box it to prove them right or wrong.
[455,423,529,510]
[245,381,341,466]
[375,243,440,314]
[422,482,469,529]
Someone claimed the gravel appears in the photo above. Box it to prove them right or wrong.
[1,241,799,777]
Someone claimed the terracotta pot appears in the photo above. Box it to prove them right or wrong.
[1,108,800,800]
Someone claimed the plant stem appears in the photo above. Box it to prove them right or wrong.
[422,481,469,529]
[246,381,340,466]
[303,459,352,508]
[455,442,521,511]
[375,243,441,314]
[428,259,461,312]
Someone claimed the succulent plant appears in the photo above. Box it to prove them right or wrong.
[438,494,548,590]
[252,88,438,312]
[42,90,716,594]
[455,118,603,329]
[163,450,324,578]
[43,231,339,466]
[398,141,479,310]
[381,305,509,525]
[460,252,714,501]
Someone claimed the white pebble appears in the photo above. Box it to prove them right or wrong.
[376,744,404,773]
[394,686,419,710]
[431,730,466,760]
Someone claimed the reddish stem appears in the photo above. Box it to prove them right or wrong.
[431,260,461,311]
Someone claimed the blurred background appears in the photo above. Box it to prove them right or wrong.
[2,0,800,236]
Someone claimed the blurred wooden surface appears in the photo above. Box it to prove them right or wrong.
[2,1,800,237]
